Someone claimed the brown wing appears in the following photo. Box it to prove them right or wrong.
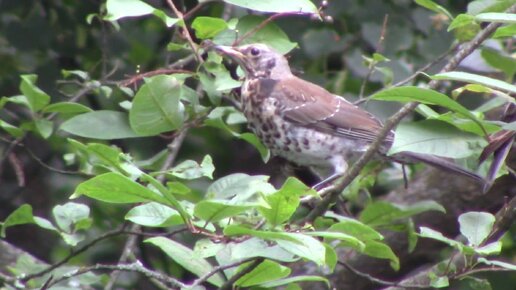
[269,77,392,143]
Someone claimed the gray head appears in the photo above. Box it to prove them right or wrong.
[213,43,292,80]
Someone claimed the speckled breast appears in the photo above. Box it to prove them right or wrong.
[240,79,361,169]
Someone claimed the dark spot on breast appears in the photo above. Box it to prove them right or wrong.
[284,138,291,145]
[302,138,309,146]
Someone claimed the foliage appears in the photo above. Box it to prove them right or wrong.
[0,0,515,289]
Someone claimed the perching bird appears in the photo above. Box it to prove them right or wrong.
[212,43,485,189]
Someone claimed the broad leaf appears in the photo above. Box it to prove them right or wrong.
[214,15,297,54]
[167,155,215,180]
[52,202,90,233]
[458,212,495,247]
[192,17,228,39]
[259,177,313,226]
[475,12,516,24]
[71,172,169,204]
[61,110,142,139]
[129,75,185,135]
[388,120,487,158]
[145,237,225,287]
[432,71,516,94]
[104,0,178,27]
[224,225,326,266]
[223,0,318,14]
[1,204,35,237]
[360,201,445,227]
[235,260,291,287]
[19,74,51,112]
[371,86,486,133]
[193,200,256,222]
[125,202,182,227]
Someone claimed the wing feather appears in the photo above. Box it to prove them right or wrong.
[268,77,392,143]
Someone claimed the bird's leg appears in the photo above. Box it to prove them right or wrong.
[312,156,348,192]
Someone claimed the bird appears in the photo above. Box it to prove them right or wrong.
[211,43,486,190]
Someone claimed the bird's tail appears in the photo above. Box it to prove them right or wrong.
[392,151,489,191]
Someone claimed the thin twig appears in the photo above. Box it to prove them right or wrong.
[358,14,389,100]
[233,12,313,46]
[303,7,514,223]
[165,0,203,64]
[219,258,264,290]
[45,262,187,289]
[189,257,258,287]
[338,261,429,288]
[19,227,128,282]
[119,68,194,87]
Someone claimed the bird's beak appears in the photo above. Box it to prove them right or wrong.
[212,45,245,61]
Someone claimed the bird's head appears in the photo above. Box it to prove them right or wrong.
[213,43,292,79]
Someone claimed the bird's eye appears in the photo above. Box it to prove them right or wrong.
[250,47,260,56]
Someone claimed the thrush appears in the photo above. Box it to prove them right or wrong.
[212,43,485,189]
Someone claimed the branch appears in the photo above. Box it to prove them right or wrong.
[220,258,264,290]
[189,257,258,287]
[303,6,514,223]
[165,0,203,64]
[45,262,186,289]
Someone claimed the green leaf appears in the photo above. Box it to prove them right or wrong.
[448,14,476,31]
[225,237,299,262]
[432,71,516,94]
[192,17,228,39]
[235,260,291,287]
[360,201,445,228]
[414,0,453,19]
[71,172,169,204]
[239,133,271,162]
[419,227,472,254]
[223,0,319,14]
[259,177,313,226]
[475,241,502,255]
[42,102,93,115]
[214,15,297,54]
[205,112,270,162]
[327,217,384,242]
[224,225,326,266]
[363,240,400,270]
[52,202,90,233]
[19,74,51,112]
[129,75,185,135]
[125,202,182,227]
[475,12,516,24]
[504,121,516,131]
[104,0,178,27]
[458,212,495,247]
[61,110,142,139]
[145,237,225,287]
[477,258,516,270]
[493,24,516,38]
[261,275,329,288]
[305,231,365,251]
[481,49,516,79]
[206,173,275,200]
[1,204,35,237]
[193,200,255,222]
[35,119,53,139]
[0,119,24,137]
[388,120,487,158]
[371,86,486,133]
[167,155,214,180]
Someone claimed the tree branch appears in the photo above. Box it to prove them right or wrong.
[303,5,515,223]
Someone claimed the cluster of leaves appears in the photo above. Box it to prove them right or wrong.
[0,0,515,289]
